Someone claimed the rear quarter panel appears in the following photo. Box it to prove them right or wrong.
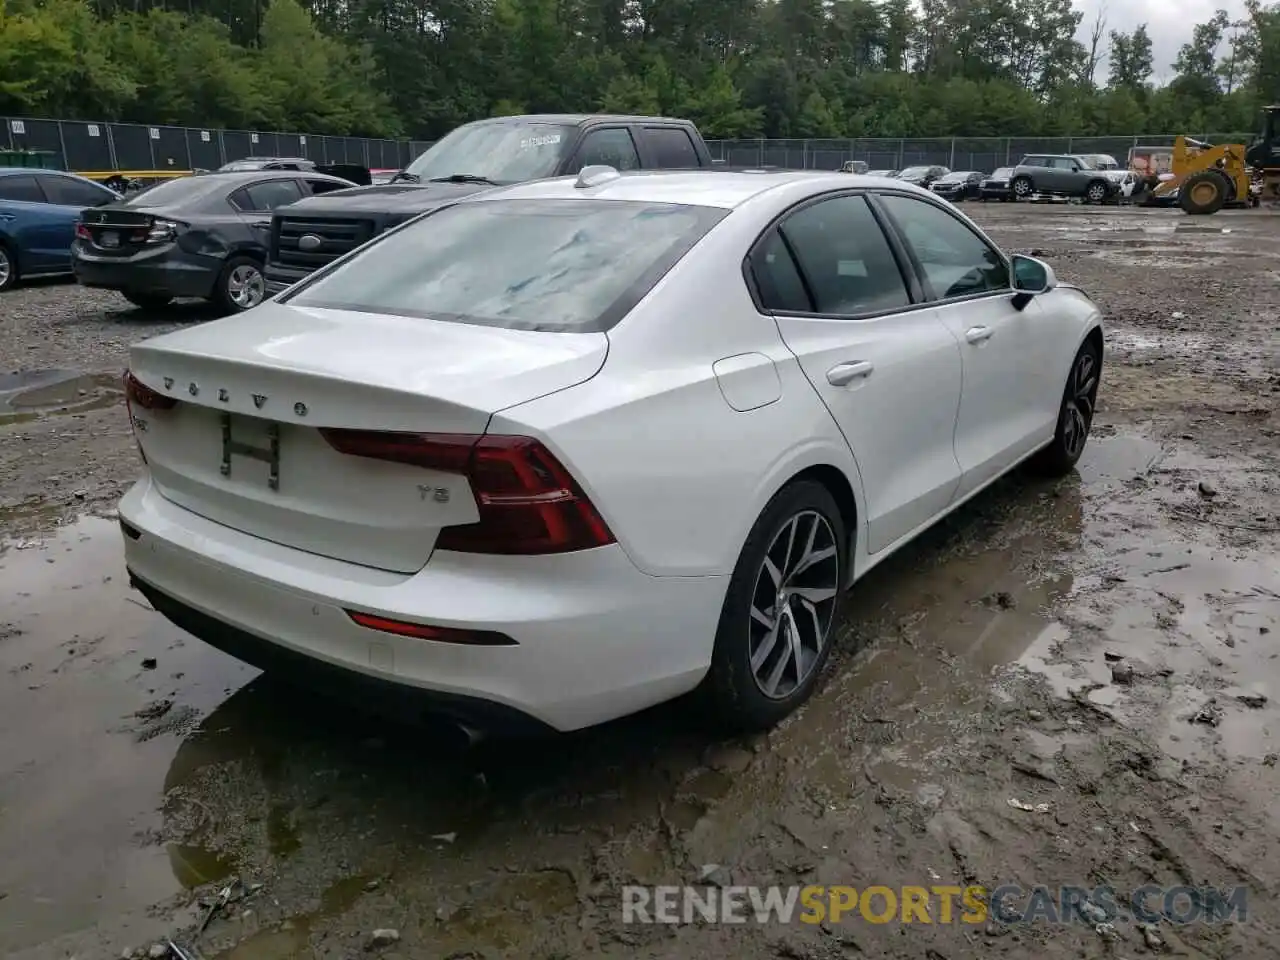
[487,196,868,580]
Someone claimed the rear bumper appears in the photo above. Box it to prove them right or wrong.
[119,476,727,733]
[72,243,221,299]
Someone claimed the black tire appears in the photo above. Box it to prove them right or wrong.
[1179,170,1228,215]
[0,241,17,292]
[1011,176,1034,200]
[122,291,174,309]
[1084,180,1108,203]
[212,255,267,313]
[702,480,847,732]
[1030,338,1101,477]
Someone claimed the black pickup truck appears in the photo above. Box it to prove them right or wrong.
[264,113,717,294]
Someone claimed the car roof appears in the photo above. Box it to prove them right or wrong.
[467,168,936,210]
[195,169,345,185]
[462,114,693,127]
[0,167,91,177]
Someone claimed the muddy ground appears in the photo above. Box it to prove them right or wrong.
[1,204,1278,960]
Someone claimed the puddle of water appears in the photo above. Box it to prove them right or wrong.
[0,369,124,425]
[0,517,256,958]
[4,429,1277,958]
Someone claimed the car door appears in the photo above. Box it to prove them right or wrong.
[564,127,642,174]
[229,178,306,248]
[34,173,117,270]
[0,173,59,272]
[874,192,1059,500]
[752,192,964,555]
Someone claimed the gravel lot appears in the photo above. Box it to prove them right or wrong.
[2,204,1279,960]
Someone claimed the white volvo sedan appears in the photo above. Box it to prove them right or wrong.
[119,168,1103,735]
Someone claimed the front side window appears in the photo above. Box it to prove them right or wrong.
[877,194,1009,300]
[772,195,911,315]
[287,198,727,332]
[569,128,641,173]
[401,121,574,184]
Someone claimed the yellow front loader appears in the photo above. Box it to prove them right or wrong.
[1147,106,1280,214]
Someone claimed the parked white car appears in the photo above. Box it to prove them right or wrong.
[119,168,1104,735]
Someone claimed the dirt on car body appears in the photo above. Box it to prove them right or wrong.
[1,203,1278,959]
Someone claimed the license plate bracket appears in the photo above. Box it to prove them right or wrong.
[220,413,280,490]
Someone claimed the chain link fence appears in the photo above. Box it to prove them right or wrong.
[0,117,1256,175]
[704,135,1255,172]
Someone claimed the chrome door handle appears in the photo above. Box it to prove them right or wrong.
[827,361,874,386]
[965,326,993,344]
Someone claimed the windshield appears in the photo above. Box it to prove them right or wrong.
[899,166,931,177]
[1071,157,1097,169]
[288,198,728,333]
[990,168,1013,178]
[219,160,269,172]
[402,122,574,183]
[124,176,230,207]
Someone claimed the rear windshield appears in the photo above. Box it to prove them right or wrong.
[125,176,229,207]
[287,198,727,332]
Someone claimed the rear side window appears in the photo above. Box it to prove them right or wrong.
[644,127,700,168]
[235,179,304,211]
[288,198,727,332]
[38,175,112,207]
[0,175,45,203]
[305,178,349,196]
[126,176,228,207]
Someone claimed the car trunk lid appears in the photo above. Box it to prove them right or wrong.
[77,205,169,256]
[127,301,608,572]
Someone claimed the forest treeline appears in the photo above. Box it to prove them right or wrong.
[1,0,1278,141]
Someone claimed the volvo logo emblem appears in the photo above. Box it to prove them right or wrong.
[298,234,324,252]
[252,394,267,409]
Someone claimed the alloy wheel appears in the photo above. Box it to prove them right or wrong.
[1014,179,1032,197]
[748,511,840,700]
[1061,349,1098,458]
[1087,184,1105,202]
[228,263,266,309]
[0,247,11,289]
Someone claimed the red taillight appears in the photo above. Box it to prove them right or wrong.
[319,429,615,555]
[345,610,516,645]
[123,370,177,411]
[75,222,91,241]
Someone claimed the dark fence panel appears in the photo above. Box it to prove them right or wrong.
[221,130,254,164]
[61,121,113,169]
[4,117,66,165]
[186,129,221,169]
[276,133,305,159]
[108,123,153,169]
[151,125,190,170]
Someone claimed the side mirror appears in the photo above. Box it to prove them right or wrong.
[1011,254,1055,309]
[1013,254,1054,293]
